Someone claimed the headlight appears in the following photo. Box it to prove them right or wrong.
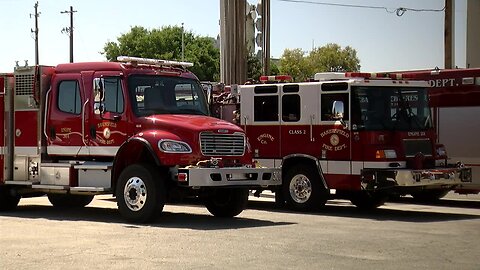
[158,139,192,153]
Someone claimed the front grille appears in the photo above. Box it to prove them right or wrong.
[403,139,433,157]
[200,132,245,156]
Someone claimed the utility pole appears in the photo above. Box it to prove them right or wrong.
[181,23,185,61]
[219,0,246,85]
[61,6,77,63]
[444,0,454,69]
[30,2,40,65]
[261,0,270,76]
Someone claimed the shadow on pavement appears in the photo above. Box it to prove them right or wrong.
[246,199,480,223]
[388,196,480,209]
[1,203,294,230]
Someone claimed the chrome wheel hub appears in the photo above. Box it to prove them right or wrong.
[289,174,312,203]
[124,177,147,211]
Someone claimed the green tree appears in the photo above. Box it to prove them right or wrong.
[247,53,262,81]
[308,43,360,73]
[102,26,220,81]
[279,48,312,82]
[279,43,360,82]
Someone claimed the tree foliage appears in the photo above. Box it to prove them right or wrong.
[279,43,361,82]
[247,54,280,82]
[102,26,220,81]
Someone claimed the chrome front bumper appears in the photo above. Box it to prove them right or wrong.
[362,166,472,189]
[176,166,281,188]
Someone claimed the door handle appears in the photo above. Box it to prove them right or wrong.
[310,115,315,142]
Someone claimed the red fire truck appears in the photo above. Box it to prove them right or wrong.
[387,68,480,196]
[215,73,472,210]
[0,56,280,223]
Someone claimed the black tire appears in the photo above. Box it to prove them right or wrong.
[274,187,286,208]
[282,164,328,211]
[48,194,94,208]
[205,188,249,217]
[350,191,387,210]
[411,190,449,202]
[116,164,165,223]
[0,187,20,211]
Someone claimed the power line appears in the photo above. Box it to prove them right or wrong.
[275,0,445,16]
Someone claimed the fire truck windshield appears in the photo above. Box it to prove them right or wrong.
[127,75,209,116]
[351,86,432,131]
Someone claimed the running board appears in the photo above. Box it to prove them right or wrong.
[70,187,111,193]
[5,181,39,186]
[32,184,68,190]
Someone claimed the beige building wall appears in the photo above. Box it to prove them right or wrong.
[466,0,480,68]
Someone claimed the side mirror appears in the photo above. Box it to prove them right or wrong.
[331,100,344,120]
[93,78,105,115]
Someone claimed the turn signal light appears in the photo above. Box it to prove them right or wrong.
[177,172,188,182]
[375,150,397,159]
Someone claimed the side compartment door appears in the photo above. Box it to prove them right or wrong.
[46,74,88,156]
[241,85,281,159]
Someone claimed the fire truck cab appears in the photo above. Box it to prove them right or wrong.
[389,68,480,196]
[0,57,280,223]
[229,73,472,210]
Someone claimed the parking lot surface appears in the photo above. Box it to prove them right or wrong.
[1,192,479,269]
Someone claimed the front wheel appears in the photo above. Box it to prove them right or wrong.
[205,188,249,217]
[116,164,165,223]
[282,164,328,211]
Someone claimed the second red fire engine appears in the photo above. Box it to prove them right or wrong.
[214,73,472,210]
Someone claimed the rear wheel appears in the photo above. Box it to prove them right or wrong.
[282,164,328,211]
[48,194,94,208]
[116,164,165,223]
[0,187,20,211]
[205,188,249,217]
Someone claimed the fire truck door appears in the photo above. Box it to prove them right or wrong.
[240,85,281,159]
[46,74,88,156]
[318,92,352,173]
[280,84,318,157]
[88,76,129,156]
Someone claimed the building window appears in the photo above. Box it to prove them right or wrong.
[58,80,81,115]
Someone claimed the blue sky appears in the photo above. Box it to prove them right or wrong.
[0,0,468,73]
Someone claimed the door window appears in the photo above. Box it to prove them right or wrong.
[282,94,300,122]
[58,80,81,114]
[103,77,124,113]
[254,95,278,121]
[321,93,349,121]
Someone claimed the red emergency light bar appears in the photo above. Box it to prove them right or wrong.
[259,75,292,82]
